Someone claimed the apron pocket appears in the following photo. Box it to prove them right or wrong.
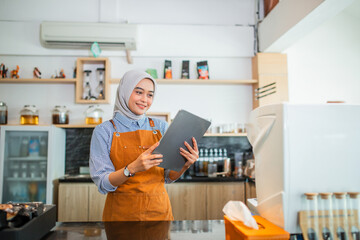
[104,193,143,221]
[144,194,172,220]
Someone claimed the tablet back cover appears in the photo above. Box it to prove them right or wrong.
[154,110,211,172]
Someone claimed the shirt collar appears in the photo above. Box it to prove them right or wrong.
[114,112,147,128]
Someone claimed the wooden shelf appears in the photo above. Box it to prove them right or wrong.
[53,124,99,128]
[110,78,257,85]
[0,78,77,84]
[5,124,247,136]
[54,124,247,137]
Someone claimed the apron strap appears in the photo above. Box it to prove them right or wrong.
[148,118,158,134]
[148,118,155,127]
[109,119,117,130]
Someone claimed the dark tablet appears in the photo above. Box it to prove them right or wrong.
[154,110,211,172]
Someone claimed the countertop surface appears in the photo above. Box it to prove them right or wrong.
[59,175,248,183]
[42,220,226,240]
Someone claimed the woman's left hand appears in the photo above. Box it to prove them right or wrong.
[180,137,199,168]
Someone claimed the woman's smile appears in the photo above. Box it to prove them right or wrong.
[136,103,147,109]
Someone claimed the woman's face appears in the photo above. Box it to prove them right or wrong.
[128,78,154,115]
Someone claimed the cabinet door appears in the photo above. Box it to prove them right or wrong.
[245,181,257,200]
[252,53,288,109]
[58,183,89,222]
[166,183,207,220]
[206,182,245,220]
[88,184,107,221]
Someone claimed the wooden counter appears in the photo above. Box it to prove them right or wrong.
[43,220,226,240]
[58,180,246,222]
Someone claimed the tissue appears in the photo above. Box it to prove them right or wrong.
[222,201,259,229]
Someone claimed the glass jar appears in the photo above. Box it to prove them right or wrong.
[52,106,69,124]
[347,192,360,239]
[303,193,320,240]
[319,193,335,240]
[333,192,350,240]
[20,105,39,125]
[0,101,7,124]
[85,105,104,125]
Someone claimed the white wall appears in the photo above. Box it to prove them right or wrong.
[0,0,256,126]
[284,1,360,104]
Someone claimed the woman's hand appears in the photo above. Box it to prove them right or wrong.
[168,137,199,181]
[180,137,199,169]
[127,142,163,174]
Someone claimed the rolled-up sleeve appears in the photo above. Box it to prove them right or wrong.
[89,125,117,194]
[164,169,176,184]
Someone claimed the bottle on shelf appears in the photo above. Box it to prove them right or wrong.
[29,136,40,157]
[95,68,105,99]
[213,148,219,167]
[234,152,244,178]
[203,148,209,177]
[196,148,204,176]
[20,136,29,157]
[193,149,201,177]
[223,148,231,177]
[208,148,217,178]
[95,80,104,99]
[82,70,92,100]
[21,162,28,178]
[223,148,228,158]
[39,136,48,157]
[83,81,91,100]
[217,148,223,172]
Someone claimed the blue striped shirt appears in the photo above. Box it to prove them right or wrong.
[89,112,173,194]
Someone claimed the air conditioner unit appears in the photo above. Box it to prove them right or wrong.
[40,22,137,50]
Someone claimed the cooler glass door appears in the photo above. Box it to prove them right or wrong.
[1,129,48,203]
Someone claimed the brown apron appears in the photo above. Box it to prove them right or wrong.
[102,118,173,221]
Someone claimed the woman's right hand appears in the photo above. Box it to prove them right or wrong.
[127,142,163,174]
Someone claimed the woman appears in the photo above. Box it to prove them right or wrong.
[89,70,199,221]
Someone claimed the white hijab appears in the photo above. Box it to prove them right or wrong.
[113,70,157,120]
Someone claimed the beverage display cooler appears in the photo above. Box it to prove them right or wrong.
[0,126,65,204]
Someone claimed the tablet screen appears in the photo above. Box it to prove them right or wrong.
[154,110,211,172]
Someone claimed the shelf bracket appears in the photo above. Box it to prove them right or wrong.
[125,50,133,64]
